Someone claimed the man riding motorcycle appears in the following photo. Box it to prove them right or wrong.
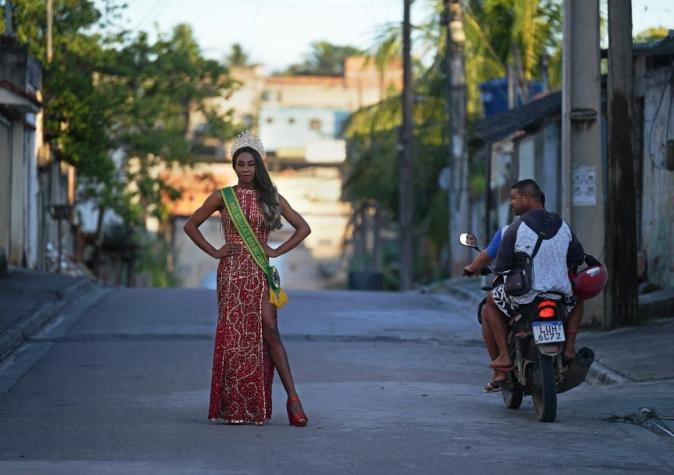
[476,180,585,391]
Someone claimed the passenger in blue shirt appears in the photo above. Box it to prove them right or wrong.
[485,228,505,260]
[463,226,508,276]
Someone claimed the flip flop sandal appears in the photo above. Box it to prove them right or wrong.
[489,363,515,371]
[484,379,505,393]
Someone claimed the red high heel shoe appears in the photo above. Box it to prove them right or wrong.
[287,395,308,427]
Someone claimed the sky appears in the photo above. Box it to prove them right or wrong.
[108,0,410,72]
[105,0,674,72]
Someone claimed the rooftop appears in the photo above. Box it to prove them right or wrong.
[473,90,562,145]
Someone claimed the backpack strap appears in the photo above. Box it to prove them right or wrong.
[531,235,544,259]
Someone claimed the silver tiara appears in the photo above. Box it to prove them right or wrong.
[230,130,265,159]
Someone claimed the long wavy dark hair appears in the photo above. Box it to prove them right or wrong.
[232,146,282,230]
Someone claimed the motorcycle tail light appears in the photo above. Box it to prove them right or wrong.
[537,300,557,309]
[539,307,556,318]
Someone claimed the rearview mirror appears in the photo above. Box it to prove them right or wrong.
[459,233,479,250]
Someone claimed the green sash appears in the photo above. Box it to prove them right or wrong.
[221,186,288,309]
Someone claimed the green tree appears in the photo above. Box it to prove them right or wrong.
[3,2,238,284]
[464,0,563,108]
[96,24,237,225]
[342,0,564,286]
[283,40,363,76]
[634,26,669,43]
[226,42,251,66]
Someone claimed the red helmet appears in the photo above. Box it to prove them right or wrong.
[570,265,608,300]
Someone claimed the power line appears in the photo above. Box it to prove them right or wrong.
[633,0,673,15]
[133,0,173,30]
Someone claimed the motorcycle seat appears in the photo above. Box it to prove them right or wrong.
[537,292,565,300]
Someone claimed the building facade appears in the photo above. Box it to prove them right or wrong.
[169,56,403,289]
[473,32,674,323]
[0,38,42,269]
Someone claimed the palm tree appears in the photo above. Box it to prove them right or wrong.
[342,0,564,285]
[226,43,250,66]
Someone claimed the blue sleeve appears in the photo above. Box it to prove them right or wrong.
[485,229,502,260]
[495,218,522,273]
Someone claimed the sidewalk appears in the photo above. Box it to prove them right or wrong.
[0,268,95,361]
[435,279,674,387]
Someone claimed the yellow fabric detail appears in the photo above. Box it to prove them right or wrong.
[269,288,289,309]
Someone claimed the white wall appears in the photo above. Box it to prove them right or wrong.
[640,67,674,289]
[0,116,11,256]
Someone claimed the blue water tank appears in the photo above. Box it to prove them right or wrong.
[479,78,545,118]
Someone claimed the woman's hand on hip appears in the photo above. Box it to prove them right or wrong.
[263,243,280,258]
[212,244,241,259]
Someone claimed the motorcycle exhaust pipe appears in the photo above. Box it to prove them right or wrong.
[557,347,595,394]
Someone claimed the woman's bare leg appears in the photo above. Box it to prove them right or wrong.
[261,293,305,414]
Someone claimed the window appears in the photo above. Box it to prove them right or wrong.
[263,91,282,102]
[309,119,322,131]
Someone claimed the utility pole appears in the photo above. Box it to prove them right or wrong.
[445,0,470,276]
[4,0,14,36]
[399,0,414,291]
[47,0,53,63]
[606,0,638,327]
[561,0,605,325]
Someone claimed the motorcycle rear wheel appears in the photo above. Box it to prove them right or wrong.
[532,350,558,422]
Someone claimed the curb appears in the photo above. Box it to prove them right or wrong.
[639,288,674,321]
[585,360,630,387]
[443,286,484,307]
[421,278,484,307]
[0,278,95,361]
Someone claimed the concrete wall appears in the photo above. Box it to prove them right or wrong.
[0,42,44,270]
[639,67,674,289]
[0,116,11,257]
[9,114,26,265]
[259,107,349,154]
[196,65,267,133]
[540,122,561,214]
[24,114,39,268]
[172,215,224,288]
[489,139,514,232]
[0,113,43,268]
[490,120,562,231]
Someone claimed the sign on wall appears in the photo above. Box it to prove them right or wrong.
[572,165,597,207]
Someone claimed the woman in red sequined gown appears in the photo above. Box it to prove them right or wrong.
[183,138,311,426]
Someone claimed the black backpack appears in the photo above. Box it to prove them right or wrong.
[504,235,543,297]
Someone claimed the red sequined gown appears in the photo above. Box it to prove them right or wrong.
[208,186,274,424]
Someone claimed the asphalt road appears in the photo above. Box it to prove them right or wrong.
[0,288,673,474]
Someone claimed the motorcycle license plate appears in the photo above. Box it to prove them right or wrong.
[532,321,565,344]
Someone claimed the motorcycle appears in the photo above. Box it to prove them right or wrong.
[460,232,596,423]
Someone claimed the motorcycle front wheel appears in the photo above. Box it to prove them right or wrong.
[502,384,523,409]
[532,349,558,422]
